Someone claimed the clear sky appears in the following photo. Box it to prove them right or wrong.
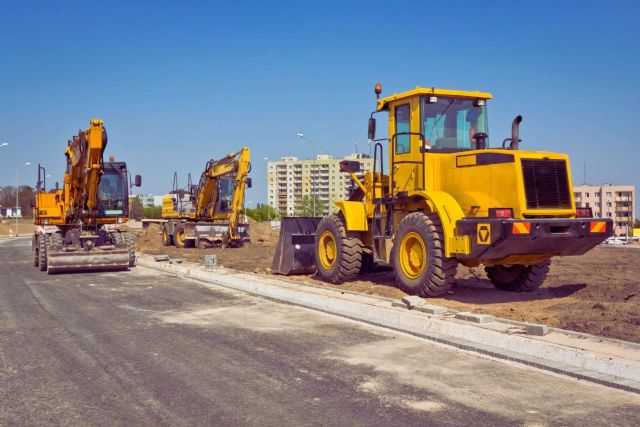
[1,0,638,214]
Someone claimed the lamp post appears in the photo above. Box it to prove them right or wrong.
[264,157,270,221]
[297,133,317,216]
[16,162,32,236]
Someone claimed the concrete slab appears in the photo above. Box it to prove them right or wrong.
[455,312,494,323]
[401,295,425,307]
[415,304,448,315]
[526,323,550,336]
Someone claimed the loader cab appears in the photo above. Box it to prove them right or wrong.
[370,87,493,193]
[217,176,235,213]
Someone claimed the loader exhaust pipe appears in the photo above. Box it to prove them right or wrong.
[511,115,522,150]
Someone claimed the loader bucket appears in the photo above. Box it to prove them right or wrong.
[46,245,130,274]
[271,217,322,275]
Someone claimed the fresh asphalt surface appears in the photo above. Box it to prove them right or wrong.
[1,239,639,426]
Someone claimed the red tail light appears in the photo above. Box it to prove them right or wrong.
[576,207,592,218]
[489,208,513,218]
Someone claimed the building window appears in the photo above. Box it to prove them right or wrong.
[606,192,612,197]
[585,192,589,197]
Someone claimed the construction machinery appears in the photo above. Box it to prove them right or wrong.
[32,119,141,273]
[161,147,252,248]
[273,84,613,295]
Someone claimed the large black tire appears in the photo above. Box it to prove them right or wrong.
[162,224,172,246]
[38,234,48,271]
[123,232,136,267]
[485,260,551,292]
[314,214,362,284]
[32,235,39,267]
[392,212,457,297]
[174,224,186,248]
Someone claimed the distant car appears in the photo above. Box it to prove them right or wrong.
[604,237,629,245]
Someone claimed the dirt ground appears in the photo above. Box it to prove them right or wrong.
[0,219,35,236]
[134,222,640,343]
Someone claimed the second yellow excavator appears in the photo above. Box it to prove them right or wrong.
[161,147,252,248]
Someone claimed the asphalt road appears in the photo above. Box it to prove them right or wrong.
[1,238,639,426]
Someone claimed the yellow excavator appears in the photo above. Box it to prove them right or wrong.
[273,85,613,295]
[161,147,252,248]
[32,119,141,273]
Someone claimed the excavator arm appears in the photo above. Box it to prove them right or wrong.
[63,119,107,220]
[193,147,251,240]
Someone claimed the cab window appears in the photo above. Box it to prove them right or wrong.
[421,96,488,150]
[395,104,411,154]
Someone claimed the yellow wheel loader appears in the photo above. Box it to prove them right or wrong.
[273,85,613,295]
[32,119,142,273]
[161,147,252,248]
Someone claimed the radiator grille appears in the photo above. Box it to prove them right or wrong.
[521,159,572,209]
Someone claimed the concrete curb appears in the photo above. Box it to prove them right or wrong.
[138,256,640,394]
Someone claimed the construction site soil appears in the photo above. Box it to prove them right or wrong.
[134,222,640,344]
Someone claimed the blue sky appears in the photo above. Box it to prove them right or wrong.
[1,0,638,214]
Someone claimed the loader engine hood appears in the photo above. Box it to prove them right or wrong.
[442,149,576,219]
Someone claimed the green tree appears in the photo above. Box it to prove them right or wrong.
[143,206,162,219]
[129,197,144,220]
[245,203,277,221]
[296,195,326,217]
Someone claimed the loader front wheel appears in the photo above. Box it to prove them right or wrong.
[314,214,362,284]
[485,260,550,292]
[174,225,186,248]
[393,212,457,297]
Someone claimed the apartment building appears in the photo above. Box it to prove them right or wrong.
[267,153,373,216]
[574,184,635,236]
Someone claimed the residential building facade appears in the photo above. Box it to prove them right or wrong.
[267,153,374,216]
[574,184,635,236]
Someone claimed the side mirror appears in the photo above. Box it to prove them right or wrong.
[246,177,253,188]
[368,117,376,140]
[30,197,36,208]
[339,160,361,173]
[134,175,142,187]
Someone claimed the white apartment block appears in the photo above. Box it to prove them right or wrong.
[574,184,635,236]
[267,153,374,216]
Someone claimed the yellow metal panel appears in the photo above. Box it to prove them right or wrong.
[456,154,477,167]
[407,190,467,256]
[335,201,368,231]
[378,87,493,111]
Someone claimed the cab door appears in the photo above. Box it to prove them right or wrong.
[390,97,424,194]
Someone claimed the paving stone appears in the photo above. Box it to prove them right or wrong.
[153,255,170,262]
[415,304,447,314]
[401,295,426,307]
[455,312,494,323]
[525,323,550,336]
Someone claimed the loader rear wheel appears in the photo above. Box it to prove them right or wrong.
[38,235,48,271]
[393,212,457,297]
[485,260,550,292]
[174,225,186,248]
[162,225,172,246]
[314,214,362,284]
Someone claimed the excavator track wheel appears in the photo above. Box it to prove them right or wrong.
[33,235,39,267]
[392,212,457,297]
[123,232,136,267]
[38,234,48,271]
[485,260,550,292]
[314,214,362,284]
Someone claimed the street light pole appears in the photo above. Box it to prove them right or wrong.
[297,133,317,216]
[264,157,270,222]
[16,162,32,237]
